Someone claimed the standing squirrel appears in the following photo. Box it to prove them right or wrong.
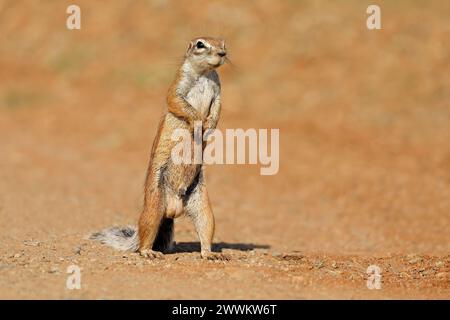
[90,37,228,260]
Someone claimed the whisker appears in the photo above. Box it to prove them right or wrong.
[224,56,239,73]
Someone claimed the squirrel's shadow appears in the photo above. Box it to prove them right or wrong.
[170,242,270,254]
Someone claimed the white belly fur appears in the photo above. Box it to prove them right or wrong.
[186,76,216,118]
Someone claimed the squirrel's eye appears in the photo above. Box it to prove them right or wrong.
[196,41,205,49]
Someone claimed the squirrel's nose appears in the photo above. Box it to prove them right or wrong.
[217,51,226,57]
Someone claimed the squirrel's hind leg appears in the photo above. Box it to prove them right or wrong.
[138,187,165,258]
[185,171,229,261]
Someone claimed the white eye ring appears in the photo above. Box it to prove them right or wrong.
[196,41,206,49]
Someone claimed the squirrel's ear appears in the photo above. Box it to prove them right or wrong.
[186,42,193,55]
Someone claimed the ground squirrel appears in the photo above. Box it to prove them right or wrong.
[90,37,228,260]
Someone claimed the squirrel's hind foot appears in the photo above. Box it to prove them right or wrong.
[140,249,164,260]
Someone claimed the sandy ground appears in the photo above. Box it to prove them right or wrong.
[0,0,449,299]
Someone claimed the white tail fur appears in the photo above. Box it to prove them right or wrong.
[89,226,139,251]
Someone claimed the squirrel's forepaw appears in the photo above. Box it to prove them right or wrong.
[139,249,164,260]
[201,251,230,261]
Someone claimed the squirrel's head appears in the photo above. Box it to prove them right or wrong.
[185,37,227,73]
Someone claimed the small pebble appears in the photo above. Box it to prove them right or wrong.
[408,257,423,264]
[271,251,282,258]
[48,266,59,274]
[24,240,40,247]
[436,272,447,280]
[314,260,324,269]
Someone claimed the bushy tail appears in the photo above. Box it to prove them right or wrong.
[89,218,174,252]
[89,225,139,251]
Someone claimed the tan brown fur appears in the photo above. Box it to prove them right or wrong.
[138,37,228,260]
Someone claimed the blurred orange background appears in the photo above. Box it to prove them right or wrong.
[0,0,448,299]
